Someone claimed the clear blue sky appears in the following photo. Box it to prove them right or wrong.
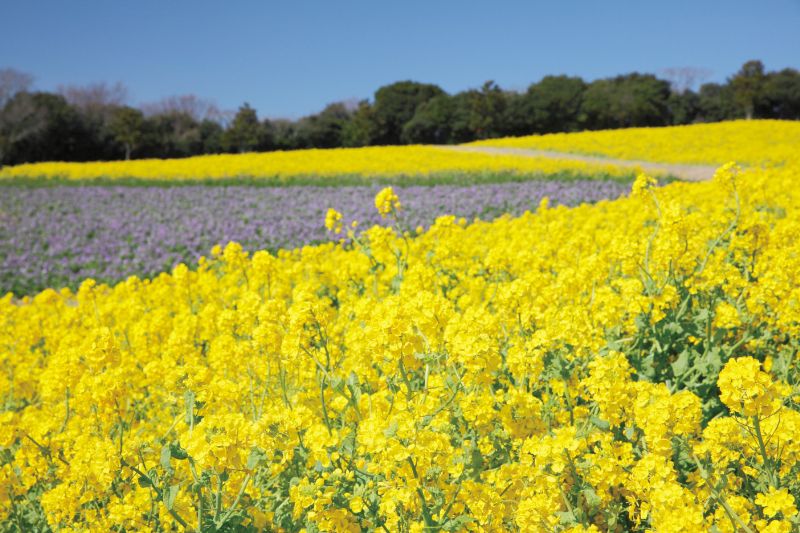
[2,0,799,119]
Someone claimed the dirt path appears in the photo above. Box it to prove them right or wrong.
[443,145,718,181]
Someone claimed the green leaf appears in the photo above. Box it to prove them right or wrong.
[441,515,473,531]
[624,426,636,440]
[582,487,601,509]
[330,376,344,393]
[169,442,189,460]
[160,446,171,470]
[589,416,610,431]
[671,350,690,376]
[163,484,180,510]
[247,448,262,470]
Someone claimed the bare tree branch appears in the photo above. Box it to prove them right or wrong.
[0,68,34,108]
[58,81,128,110]
[661,67,713,93]
[140,94,224,122]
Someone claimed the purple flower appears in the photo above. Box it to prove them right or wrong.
[0,180,628,294]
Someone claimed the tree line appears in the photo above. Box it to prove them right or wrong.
[1,60,798,165]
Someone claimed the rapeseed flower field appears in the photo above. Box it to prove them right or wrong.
[470,119,800,165]
[0,145,630,183]
[2,121,800,531]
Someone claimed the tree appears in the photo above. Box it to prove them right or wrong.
[0,92,88,164]
[0,92,45,164]
[499,92,535,137]
[141,94,222,122]
[199,119,224,153]
[341,101,376,147]
[109,107,144,160]
[371,81,445,144]
[145,111,207,158]
[59,81,128,111]
[661,67,712,94]
[447,92,483,143]
[402,94,458,144]
[581,73,672,129]
[294,102,353,148]
[0,68,34,108]
[525,75,586,133]
[696,83,737,122]
[667,90,699,125]
[761,68,800,119]
[58,82,130,160]
[265,119,297,150]
[729,60,766,119]
[462,81,508,140]
[223,103,261,153]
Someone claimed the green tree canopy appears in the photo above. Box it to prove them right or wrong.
[582,73,671,129]
[371,81,445,144]
[730,60,766,120]
[761,68,800,120]
[109,106,144,160]
[526,75,586,133]
[402,94,458,144]
[294,103,353,148]
[223,103,261,153]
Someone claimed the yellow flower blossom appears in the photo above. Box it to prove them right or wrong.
[756,487,797,518]
[718,357,789,418]
[324,208,343,234]
[374,186,401,218]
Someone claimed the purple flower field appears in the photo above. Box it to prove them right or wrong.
[0,180,629,295]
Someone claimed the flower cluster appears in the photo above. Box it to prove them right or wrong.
[374,186,401,218]
[324,208,343,234]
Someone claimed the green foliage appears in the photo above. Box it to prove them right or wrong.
[109,107,144,160]
[401,94,458,144]
[294,103,352,149]
[0,92,89,164]
[371,81,445,144]
[697,83,738,122]
[461,81,508,140]
[582,73,672,129]
[667,90,699,125]
[525,75,587,133]
[223,103,261,153]
[730,60,766,120]
[761,68,800,119]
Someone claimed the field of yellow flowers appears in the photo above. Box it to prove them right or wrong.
[470,119,800,166]
[0,145,630,184]
[3,122,800,532]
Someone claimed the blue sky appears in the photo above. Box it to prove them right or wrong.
[2,0,799,119]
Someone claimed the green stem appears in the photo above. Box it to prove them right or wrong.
[59,387,70,432]
[196,484,203,533]
[752,416,775,486]
[123,460,190,529]
[691,454,754,533]
[215,473,252,530]
[319,375,333,433]
[214,475,223,522]
[406,458,436,528]
[398,359,414,396]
